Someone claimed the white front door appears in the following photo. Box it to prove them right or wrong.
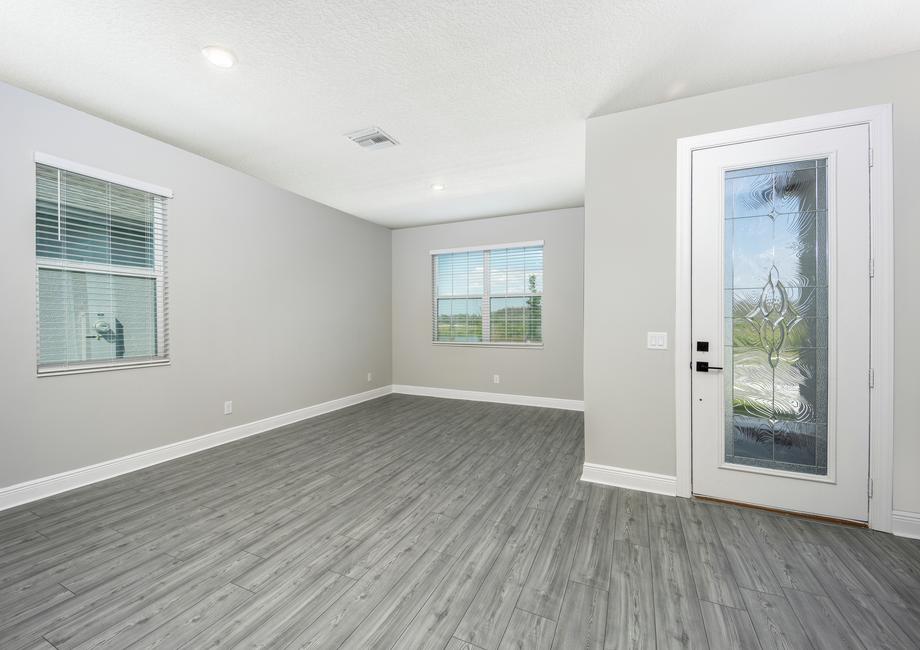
[690,124,871,522]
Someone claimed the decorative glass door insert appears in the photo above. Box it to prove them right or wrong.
[691,122,869,521]
[724,159,828,476]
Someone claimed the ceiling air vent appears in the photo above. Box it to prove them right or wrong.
[345,127,399,150]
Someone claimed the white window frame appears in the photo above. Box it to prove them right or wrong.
[431,240,544,348]
[34,153,172,376]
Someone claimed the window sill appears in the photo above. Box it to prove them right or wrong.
[37,358,170,377]
[432,341,543,349]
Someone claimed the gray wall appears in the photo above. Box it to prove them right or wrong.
[392,208,584,400]
[584,50,920,513]
[0,81,392,488]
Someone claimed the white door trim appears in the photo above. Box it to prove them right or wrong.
[675,105,894,532]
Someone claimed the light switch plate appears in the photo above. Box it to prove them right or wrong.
[647,332,668,350]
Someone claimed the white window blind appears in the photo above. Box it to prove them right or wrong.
[35,161,170,374]
[432,242,543,345]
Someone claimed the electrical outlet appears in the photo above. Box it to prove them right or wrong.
[493,374,500,384]
[224,400,233,415]
[367,372,373,382]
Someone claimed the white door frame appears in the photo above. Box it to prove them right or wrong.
[674,105,894,532]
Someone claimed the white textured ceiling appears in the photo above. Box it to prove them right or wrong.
[1,1,918,228]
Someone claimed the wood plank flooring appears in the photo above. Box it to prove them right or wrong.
[1,394,919,649]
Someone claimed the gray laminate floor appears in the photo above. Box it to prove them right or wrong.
[1,394,919,649]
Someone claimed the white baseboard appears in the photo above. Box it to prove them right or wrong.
[581,462,677,496]
[582,464,918,537]
[0,385,393,512]
[892,510,920,540]
[392,384,583,411]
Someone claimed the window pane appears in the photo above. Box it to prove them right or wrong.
[491,296,529,343]
[435,297,482,342]
[38,268,158,365]
[468,252,484,295]
[525,295,543,343]
[434,251,484,298]
[490,297,506,341]
[437,299,452,340]
[490,245,543,297]
[36,165,157,269]
[451,253,469,295]
[506,296,526,342]
[433,244,541,345]
[451,296,467,340]
[505,248,527,294]
[467,299,483,341]
[35,163,168,371]
[525,246,544,293]
[490,249,508,294]
[436,255,453,296]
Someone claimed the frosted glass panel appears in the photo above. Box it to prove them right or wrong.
[724,159,828,475]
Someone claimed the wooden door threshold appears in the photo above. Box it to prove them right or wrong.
[693,495,868,528]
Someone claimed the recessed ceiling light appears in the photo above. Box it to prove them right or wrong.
[431,183,445,191]
[201,45,237,68]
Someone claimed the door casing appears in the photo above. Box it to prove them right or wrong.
[674,105,894,532]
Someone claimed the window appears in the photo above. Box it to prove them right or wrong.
[432,242,543,345]
[35,156,170,374]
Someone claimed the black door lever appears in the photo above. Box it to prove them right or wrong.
[695,361,723,372]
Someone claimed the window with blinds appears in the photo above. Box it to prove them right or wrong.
[432,242,543,345]
[35,159,170,374]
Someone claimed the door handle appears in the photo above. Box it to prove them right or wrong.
[695,361,723,372]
